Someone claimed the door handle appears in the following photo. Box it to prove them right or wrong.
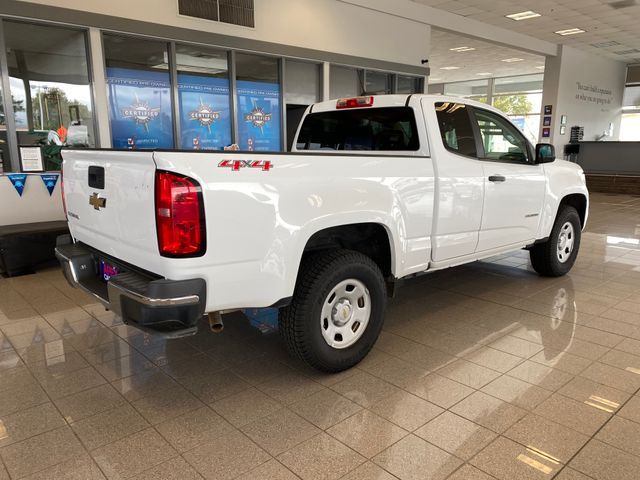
[488,175,506,183]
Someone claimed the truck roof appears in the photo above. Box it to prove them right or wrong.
[309,94,505,116]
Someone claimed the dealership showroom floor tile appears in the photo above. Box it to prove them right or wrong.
[1,192,640,480]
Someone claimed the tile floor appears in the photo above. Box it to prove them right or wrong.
[1,192,640,479]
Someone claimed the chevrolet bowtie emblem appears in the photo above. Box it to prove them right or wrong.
[89,193,107,210]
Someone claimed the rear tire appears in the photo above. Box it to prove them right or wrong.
[530,205,581,277]
[280,249,386,372]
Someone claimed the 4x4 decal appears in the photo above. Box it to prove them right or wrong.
[218,160,273,171]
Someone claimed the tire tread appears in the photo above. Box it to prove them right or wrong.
[530,205,581,277]
[279,249,385,372]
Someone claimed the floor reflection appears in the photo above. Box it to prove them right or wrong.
[1,192,640,479]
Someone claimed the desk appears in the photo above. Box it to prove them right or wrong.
[576,141,640,175]
[574,141,640,194]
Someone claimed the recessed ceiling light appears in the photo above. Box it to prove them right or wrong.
[609,0,638,10]
[429,78,443,82]
[440,66,461,70]
[506,11,541,21]
[555,28,586,36]
[535,65,546,69]
[615,48,640,55]
[450,46,476,52]
[591,41,621,48]
[501,58,524,63]
[476,72,492,76]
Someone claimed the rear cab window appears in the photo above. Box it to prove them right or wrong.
[434,102,477,157]
[296,107,420,152]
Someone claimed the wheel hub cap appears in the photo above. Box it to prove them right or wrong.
[557,222,575,264]
[332,299,353,326]
[320,279,372,349]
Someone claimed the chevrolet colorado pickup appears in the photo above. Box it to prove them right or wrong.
[56,94,588,372]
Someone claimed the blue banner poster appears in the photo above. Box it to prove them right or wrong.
[41,174,59,196]
[106,67,174,149]
[8,174,27,197]
[237,81,281,152]
[178,74,232,150]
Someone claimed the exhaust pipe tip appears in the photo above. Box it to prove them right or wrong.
[210,323,224,333]
[208,312,224,333]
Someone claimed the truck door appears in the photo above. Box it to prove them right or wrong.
[470,107,546,251]
[424,100,484,262]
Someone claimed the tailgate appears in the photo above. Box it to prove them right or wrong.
[62,149,161,273]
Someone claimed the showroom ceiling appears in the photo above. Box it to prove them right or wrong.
[429,29,545,83]
[413,0,640,64]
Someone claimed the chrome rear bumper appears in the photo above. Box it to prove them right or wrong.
[55,235,206,338]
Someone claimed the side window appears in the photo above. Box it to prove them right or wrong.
[473,109,531,163]
[434,102,477,157]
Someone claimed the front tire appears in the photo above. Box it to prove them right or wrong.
[530,205,581,277]
[280,249,386,372]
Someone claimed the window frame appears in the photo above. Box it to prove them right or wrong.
[469,106,535,165]
[1,19,97,170]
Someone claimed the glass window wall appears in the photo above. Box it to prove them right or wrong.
[493,74,543,143]
[621,85,640,141]
[330,66,362,99]
[365,70,392,95]
[284,59,320,151]
[621,113,640,141]
[442,74,543,143]
[176,43,231,150]
[284,60,320,105]
[0,21,427,162]
[4,20,95,170]
[397,75,423,94]
[0,81,7,173]
[103,34,174,149]
[443,79,489,103]
[235,53,281,151]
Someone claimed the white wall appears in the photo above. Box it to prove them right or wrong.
[0,174,65,227]
[18,0,430,69]
[541,46,627,150]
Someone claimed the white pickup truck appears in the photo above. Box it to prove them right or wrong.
[56,94,588,372]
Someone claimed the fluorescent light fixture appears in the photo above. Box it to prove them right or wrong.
[501,58,524,63]
[450,46,476,52]
[506,10,541,21]
[476,72,492,76]
[440,66,461,70]
[555,28,585,36]
[535,65,546,69]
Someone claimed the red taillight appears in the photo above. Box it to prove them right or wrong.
[60,164,67,218]
[336,96,374,109]
[155,171,205,257]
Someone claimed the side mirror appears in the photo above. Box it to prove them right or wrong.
[535,143,556,164]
